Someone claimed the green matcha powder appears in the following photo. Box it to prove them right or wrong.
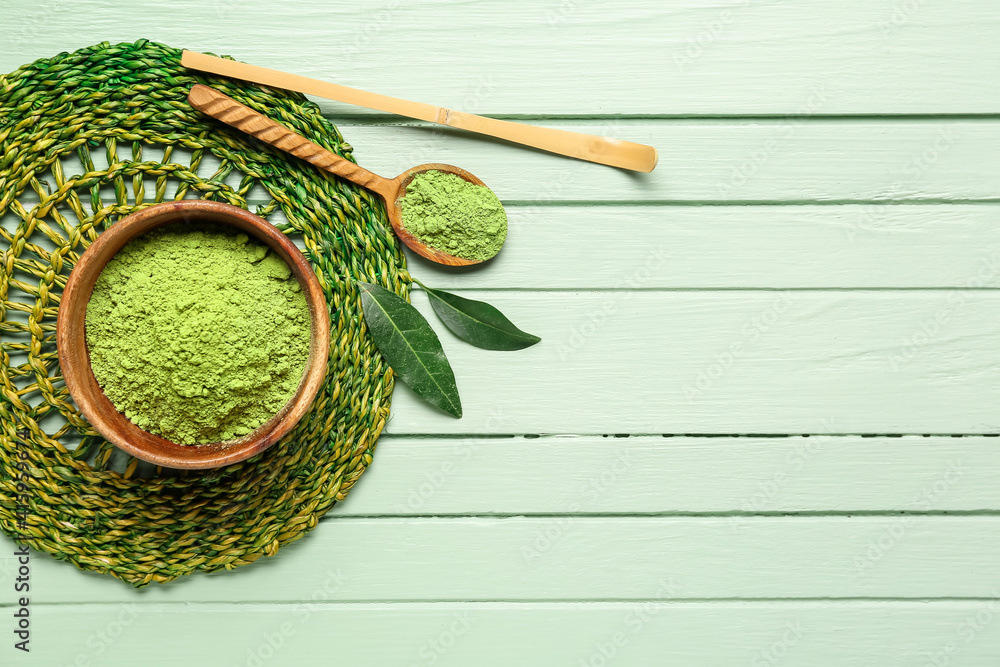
[399,170,507,261]
[85,224,312,445]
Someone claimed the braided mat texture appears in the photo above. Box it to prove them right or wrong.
[0,40,408,586]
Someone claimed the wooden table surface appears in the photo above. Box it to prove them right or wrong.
[4,1,1000,664]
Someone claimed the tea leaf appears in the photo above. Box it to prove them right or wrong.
[357,281,462,418]
[418,283,541,351]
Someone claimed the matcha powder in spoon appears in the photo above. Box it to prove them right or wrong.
[399,170,507,261]
[85,224,312,445]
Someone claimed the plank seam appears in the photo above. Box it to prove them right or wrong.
[8,598,1000,609]
[380,433,1000,438]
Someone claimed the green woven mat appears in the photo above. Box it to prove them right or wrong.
[0,40,409,586]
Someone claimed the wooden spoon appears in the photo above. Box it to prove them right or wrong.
[188,84,500,266]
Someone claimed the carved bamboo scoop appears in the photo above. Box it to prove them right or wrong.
[182,50,658,173]
[188,84,499,266]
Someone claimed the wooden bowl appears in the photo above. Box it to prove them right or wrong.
[56,200,330,470]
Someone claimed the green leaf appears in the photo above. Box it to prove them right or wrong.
[357,281,463,418]
[418,283,541,351]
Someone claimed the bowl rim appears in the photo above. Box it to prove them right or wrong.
[56,200,330,470]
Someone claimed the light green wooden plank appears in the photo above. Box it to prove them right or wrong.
[2,517,1000,603]
[407,204,1000,289]
[6,601,1000,667]
[12,287,1000,435]
[339,436,993,514]
[386,291,1000,434]
[16,119,997,204]
[2,1,999,115]
[15,202,1000,289]
[346,119,998,203]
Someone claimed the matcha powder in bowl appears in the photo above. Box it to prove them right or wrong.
[399,169,507,262]
[84,224,312,445]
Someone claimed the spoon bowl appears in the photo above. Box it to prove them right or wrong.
[188,85,505,266]
[388,163,503,266]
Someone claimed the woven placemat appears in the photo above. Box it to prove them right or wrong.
[0,40,408,586]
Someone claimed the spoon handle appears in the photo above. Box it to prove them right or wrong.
[182,51,658,173]
[187,85,396,200]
